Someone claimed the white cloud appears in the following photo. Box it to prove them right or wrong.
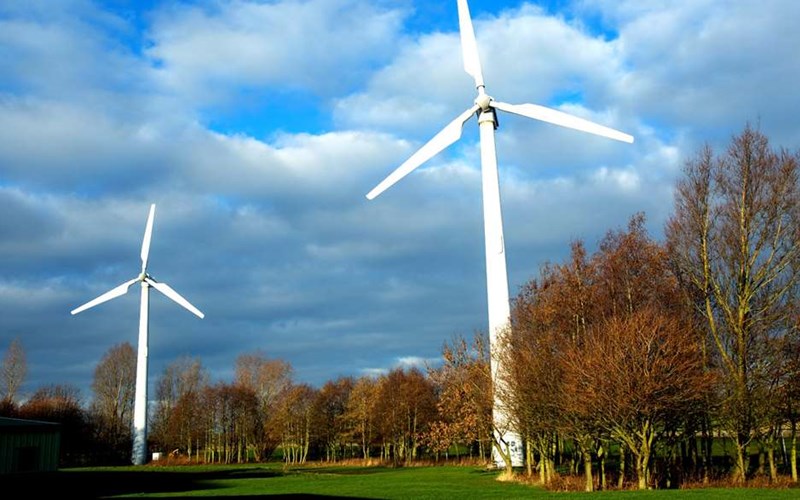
[358,367,387,378]
[146,0,406,105]
[396,355,438,370]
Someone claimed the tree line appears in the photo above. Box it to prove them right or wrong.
[496,125,800,490]
[1,125,799,491]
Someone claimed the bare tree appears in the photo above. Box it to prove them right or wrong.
[1,337,27,406]
[666,125,800,482]
[234,352,292,460]
[200,382,259,464]
[276,383,316,464]
[150,356,208,460]
[90,342,136,462]
[235,353,293,407]
[778,323,800,482]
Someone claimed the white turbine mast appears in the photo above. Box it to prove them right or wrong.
[366,0,633,468]
[71,203,204,466]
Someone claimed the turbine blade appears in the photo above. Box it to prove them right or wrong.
[366,105,479,200]
[71,277,138,315]
[492,101,634,144]
[457,0,485,88]
[141,204,156,272]
[145,277,205,319]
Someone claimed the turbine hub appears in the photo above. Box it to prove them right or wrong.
[475,92,492,111]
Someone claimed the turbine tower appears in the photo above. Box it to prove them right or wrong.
[366,0,633,468]
[71,203,204,465]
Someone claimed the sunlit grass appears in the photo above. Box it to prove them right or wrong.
[12,463,800,498]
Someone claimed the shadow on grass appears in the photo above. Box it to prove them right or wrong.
[287,465,393,476]
[4,467,378,499]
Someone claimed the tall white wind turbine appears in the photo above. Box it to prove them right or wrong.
[366,0,633,468]
[71,204,204,465]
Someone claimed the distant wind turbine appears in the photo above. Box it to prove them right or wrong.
[366,0,633,468]
[71,203,204,466]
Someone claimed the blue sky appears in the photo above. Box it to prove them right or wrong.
[2,0,799,404]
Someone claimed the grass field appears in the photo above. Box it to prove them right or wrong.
[6,463,799,499]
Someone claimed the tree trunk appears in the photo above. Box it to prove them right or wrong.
[782,435,789,473]
[525,436,533,478]
[598,442,606,490]
[789,420,797,483]
[703,424,712,484]
[734,437,748,483]
[768,447,777,482]
[636,452,649,490]
[555,434,561,468]
[618,443,626,489]
[635,436,651,491]
[583,450,593,492]
[493,437,513,471]
[791,422,797,483]
[539,450,547,485]
[681,438,689,473]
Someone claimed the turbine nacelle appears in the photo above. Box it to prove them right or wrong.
[475,92,492,111]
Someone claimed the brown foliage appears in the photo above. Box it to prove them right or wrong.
[374,367,438,463]
[18,384,93,465]
[274,382,316,464]
[312,376,354,461]
[344,375,380,459]
[150,356,208,456]
[427,332,493,459]
[507,212,710,489]
[202,382,262,464]
[561,308,713,488]
[234,352,293,460]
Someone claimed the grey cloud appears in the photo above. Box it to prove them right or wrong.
[2,0,799,405]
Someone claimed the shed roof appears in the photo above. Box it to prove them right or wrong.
[0,417,60,432]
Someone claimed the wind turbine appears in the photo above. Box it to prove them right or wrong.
[71,203,204,465]
[366,0,633,468]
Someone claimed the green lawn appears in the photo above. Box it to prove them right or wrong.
[6,463,799,499]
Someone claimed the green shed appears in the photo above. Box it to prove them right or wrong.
[0,417,61,473]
